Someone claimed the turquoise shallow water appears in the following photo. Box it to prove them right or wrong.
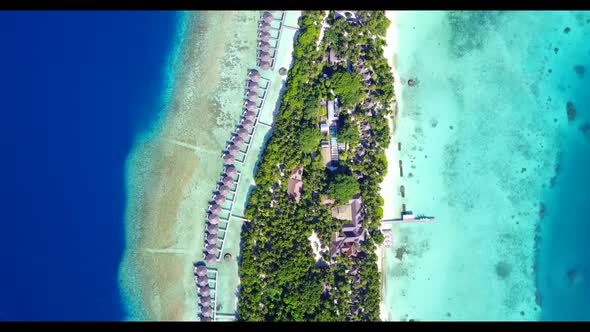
[383,11,590,321]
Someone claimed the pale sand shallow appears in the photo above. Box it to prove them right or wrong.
[118,11,259,321]
[378,10,401,321]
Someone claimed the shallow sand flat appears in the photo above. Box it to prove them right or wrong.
[119,11,258,320]
[381,11,563,321]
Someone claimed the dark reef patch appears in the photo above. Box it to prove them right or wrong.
[564,26,571,33]
[566,101,577,121]
[495,261,512,280]
[579,123,590,139]
[574,65,586,78]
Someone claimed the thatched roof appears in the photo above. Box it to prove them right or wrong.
[247,80,259,91]
[206,233,218,244]
[259,31,271,42]
[247,90,258,102]
[199,285,211,297]
[243,110,256,120]
[196,275,209,286]
[258,61,271,70]
[207,213,220,225]
[218,185,231,195]
[258,51,271,62]
[200,296,212,306]
[213,194,226,205]
[206,244,217,255]
[237,128,249,138]
[205,254,216,264]
[259,42,271,52]
[262,12,274,23]
[222,153,235,164]
[208,203,221,214]
[245,100,257,110]
[248,70,261,82]
[224,165,237,177]
[221,176,234,186]
[241,119,253,129]
[232,135,245,147]
[259,22,271,32]
[227,145,240,156]
[207,224,219,235]
[194,265,208,277]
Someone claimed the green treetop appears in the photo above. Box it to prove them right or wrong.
[326,174,361,204]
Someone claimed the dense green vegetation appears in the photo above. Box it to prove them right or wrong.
[237,11,395,321]
[327,174,360,204]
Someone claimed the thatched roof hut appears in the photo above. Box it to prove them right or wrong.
[199,285,211,297]
[207,224,219,235]
[221,176,234,186]
[200,296,212,306]
[259,31,271,42]
[259,22,271,32]
[232,135,245,147]
[262,12,274,23]
[205,254,216,264]
[247,90,258,102]
[222,153,235,164]
[208,203,221,214]
[245,100,257,110]
[243,110,257,120]
[206,244,217,255]
[224,165,237,177]
[248,70,261,82]
[201,306,212,318]
[207,213,220,224]
[241,119,254,129]
[218,185,231,195]
[196,275,209,286]
[206,233,218,244]
[259,42,271,52]
[258,61,271,70]
[279,67,287,76]
[213,194,226,205]
[201,316,211,322]
[227,145,241,156]
[194,265,208,277]
[258,51,271,62]
[237,128,249,138]
[247,80,259,91]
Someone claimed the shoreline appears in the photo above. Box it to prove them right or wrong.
[377,10,401,322]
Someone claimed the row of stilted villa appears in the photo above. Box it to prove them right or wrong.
[193,11,295,321]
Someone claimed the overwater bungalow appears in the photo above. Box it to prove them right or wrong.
[262,11,274,23]
[237,128,249,138]
[217,185,231,195]
[201,316,211,322]
[248,70,261,82]
[258,31,271,42]
[208,203,222,214]
[224,165,237,177]
[246,90,258,102]
[241,119,254,130]
[207,213,220,225]
[200,296,212,307]
[201,306,212,318]
[259,21,271,32]
[205,254,216,264]
[258,60,271,70]
[243,110,257,120]
[245,101,257,111]
[258,51,271,62]
[222,153,235,164]
[226,145,240,156]
[194,265,208,277]
[207,223,220,234]
[247,80,259,92]
[259,42,271,52]
[213,194,226,205]
[206,244,217,255]
[200,286,212,298]
[220,176,234,187]
[196,275,209,287]
[206,233,218,244]
[232,135,245,147]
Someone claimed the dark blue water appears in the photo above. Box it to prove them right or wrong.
[0,11,179,321]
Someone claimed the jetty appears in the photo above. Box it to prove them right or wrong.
[381,211,436,225]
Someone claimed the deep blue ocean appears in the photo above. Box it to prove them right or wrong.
[0,11,179,320]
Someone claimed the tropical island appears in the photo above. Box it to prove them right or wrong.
[237,10,395,321]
